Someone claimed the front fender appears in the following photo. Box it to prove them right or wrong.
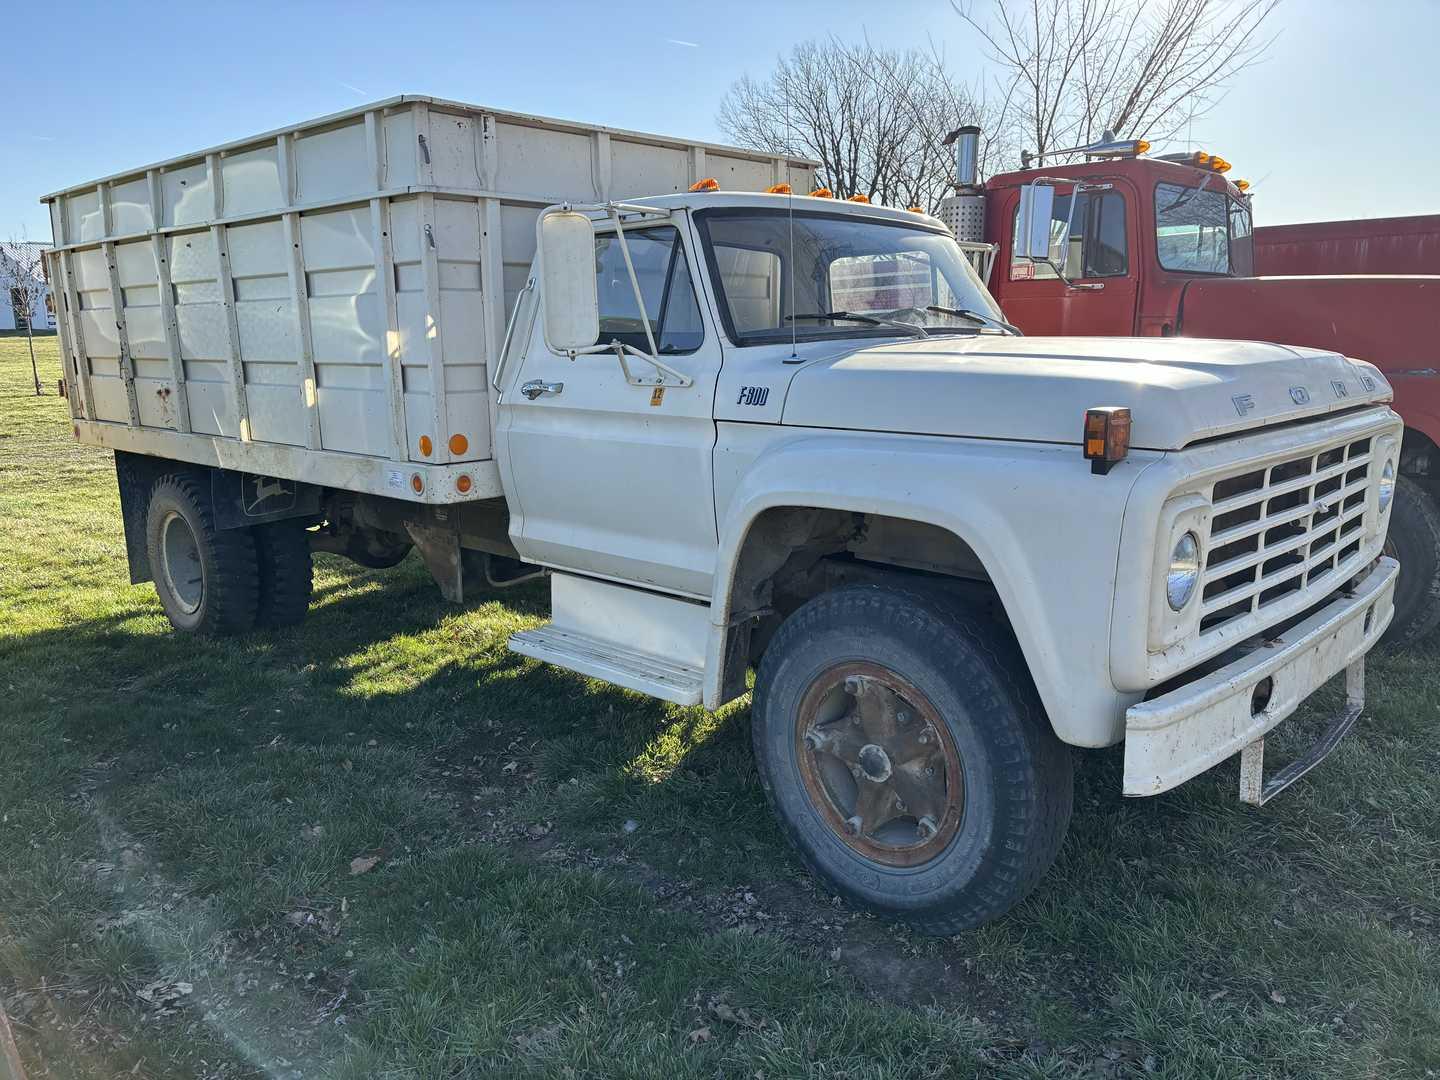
[707,423,1158,746]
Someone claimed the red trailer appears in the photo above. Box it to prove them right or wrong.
[938,134,1440,644]
[1255,214,1440,277]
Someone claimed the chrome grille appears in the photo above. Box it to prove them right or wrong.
[1199,434,1374,637]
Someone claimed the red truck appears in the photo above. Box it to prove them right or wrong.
[938,129,1440,644]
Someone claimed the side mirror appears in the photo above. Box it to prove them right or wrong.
[1014,183,1070,275]
[539,211,599,353]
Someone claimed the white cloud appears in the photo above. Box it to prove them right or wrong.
[666,38,700,48]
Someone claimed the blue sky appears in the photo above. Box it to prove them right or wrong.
[6,0,1436,240]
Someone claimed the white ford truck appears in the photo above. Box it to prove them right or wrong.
[42,97,1401,933]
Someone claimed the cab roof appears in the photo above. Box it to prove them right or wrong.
[619,190,947,231]
[985,155,1246,199]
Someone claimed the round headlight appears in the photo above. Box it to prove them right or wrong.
[1378,460,1396,513]
[1167,531,1201,611]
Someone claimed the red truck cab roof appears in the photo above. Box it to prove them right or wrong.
[985,154,1248,201]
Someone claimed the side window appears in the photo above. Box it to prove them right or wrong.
[594,227,704,353]
[1086,193,1128,276]
[1010,191,1128,280]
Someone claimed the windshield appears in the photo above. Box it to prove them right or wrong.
[694,208,1006,345]
[1155,180,1254,275]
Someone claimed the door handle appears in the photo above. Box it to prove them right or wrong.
[520,379,564,400]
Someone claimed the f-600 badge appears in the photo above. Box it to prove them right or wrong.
[736,385,770,407]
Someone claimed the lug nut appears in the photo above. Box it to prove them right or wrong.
[897,710,911,725]
[804,731,823,750]
[894,798,906,812]
[843,815,862,836]
[916,815,938,840]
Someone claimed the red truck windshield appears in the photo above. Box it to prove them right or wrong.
[1155,180,1254,276]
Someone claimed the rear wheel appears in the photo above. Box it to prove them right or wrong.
[751,584,1073,935]
[1381,475,1440,646]
[254,521,314,628]
[145,474,259,636]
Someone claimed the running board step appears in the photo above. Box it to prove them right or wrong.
[509,625,703,706]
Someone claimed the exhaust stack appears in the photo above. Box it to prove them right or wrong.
[938,126,987,250]
[954,125,980,189]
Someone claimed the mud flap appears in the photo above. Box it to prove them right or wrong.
[404,521,464,603]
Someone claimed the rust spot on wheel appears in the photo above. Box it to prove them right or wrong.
[794,661,963,868]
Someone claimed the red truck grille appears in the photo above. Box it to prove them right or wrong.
[1199,435,1375,637]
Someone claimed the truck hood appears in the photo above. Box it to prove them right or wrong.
[779,335,1393,450]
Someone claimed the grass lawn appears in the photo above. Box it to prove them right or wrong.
[1,334,1436,1079]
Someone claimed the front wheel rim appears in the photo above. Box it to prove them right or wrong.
[159,510,204,615]
[793,661,964,868]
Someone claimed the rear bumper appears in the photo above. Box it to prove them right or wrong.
[1122,557,1397,797]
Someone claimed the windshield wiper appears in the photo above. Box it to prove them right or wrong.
[925,305,1022,336]
[785,310,928,339]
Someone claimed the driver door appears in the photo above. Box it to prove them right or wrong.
[496,219,721,598]
[1001,186,1139,336]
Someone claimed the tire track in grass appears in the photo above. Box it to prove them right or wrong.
[80,797,351,1079]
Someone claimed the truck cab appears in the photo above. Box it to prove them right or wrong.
[983,154,1253,338]
[493,185,1399,931]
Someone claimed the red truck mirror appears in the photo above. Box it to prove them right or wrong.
[1014,183,1068,272]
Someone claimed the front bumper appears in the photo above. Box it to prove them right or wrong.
[1122,557,1397,799]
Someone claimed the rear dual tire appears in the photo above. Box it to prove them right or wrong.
[752,584,1073,935]
[145,473,312,636]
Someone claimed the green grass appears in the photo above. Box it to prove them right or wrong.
[1,336,1437,1078]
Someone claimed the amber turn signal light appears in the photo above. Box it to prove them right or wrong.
[689,177,720,192]
[1084,407,1131,475]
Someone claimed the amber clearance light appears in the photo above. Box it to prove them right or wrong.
[1084,407,1131,475]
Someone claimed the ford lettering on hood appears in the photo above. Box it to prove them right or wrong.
[779,335,1393,450]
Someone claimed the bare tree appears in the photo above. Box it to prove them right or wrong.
[718,40,999,212]
[956,0,1280,164]
[1,235,49,395]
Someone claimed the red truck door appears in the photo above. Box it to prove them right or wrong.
[995,183,1140,336]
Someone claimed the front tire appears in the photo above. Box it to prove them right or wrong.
[1382,475,1440,646]
[145,473,259,636]
[751,584,1072,935]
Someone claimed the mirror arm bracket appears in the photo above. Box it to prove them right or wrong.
[534,200,688,388]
